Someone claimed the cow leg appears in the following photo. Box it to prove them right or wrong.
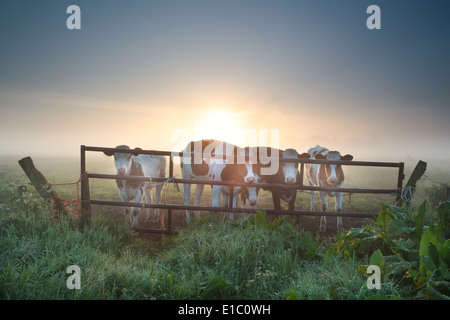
[212,186,222,206]
[335,191,344,233]
[272,190,281,210]
[193,184,204,220]
[144,188,153,223]
[308,186,315,211]
[118,190,130,217]
[228,188,239,221]
[154,183,164,224]
[131,188,144,228]
[240,189,247,208]
[288,191,297,211]
[183,183,192,224]
[319,191,328,232]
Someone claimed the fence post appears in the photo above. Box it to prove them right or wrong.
[395,162,405,204]
[80,145,91,224]
[405,160,427,206]
[299,161,304,187]
[18,157,69,219]
[167,155,173,233]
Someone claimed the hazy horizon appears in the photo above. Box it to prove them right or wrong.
[1,1,449,166]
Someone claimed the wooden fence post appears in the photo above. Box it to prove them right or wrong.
[80,145,91,224]
[405,160,427,190]
[80,173,91,224]
[18,157,69,218]
[404,160,427,206]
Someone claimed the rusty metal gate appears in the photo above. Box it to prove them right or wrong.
[79,145,405,234]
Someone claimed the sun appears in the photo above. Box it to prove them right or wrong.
[194,109,245,146]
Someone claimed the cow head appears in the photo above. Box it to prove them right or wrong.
[103,145,142,175]
[241,186,260,207]
[315,151,353,186]
[236,147,260,207]
[281,149,310,184]
[221,147,260,206]
[240,147,260,184]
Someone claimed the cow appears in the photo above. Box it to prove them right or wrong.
[103,145,166,228]
[180,139,260,223]
[246,147,310,210]
[306,145,353,233]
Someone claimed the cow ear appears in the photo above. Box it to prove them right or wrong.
[103,150,115,157]
[133,147,142,156]
[315,153,326,159]
[298,152,310,159]
[341,154,353,161]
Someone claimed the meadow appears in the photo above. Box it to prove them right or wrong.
[0,155,449,300]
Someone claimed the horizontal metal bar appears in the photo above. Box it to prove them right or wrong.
[86,173,398,195]
[84,145,401,167]
[85,146,174,157]
[89,200,377,218]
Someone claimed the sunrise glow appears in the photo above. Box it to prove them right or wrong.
[193,110,245,147]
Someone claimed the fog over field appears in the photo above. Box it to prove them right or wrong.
[0,1,449,168]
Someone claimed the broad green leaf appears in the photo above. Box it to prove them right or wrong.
[428,243,440,269]
[385,205,413,221]
[369,249,385,268]
[393,240,414,253]
[376,207,390,228]
[420,256,436,276]
[402,227,416,234]
[420,229,440,259]
[388,219,406,237]
[414,201,427,236]
[442,240,450,266]
[388,260,410,275]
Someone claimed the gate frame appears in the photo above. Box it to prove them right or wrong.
[80,145,405,234]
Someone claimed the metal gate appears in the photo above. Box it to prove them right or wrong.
[80,145,404,234]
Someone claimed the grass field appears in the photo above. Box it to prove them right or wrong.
[0,202,416,300]
[0,155,449,300]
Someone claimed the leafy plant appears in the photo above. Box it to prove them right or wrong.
[336,201,450,299]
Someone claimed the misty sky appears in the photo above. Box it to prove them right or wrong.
[0,0,449,164]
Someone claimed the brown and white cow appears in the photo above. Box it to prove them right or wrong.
[306,145,353,233]
[180,139,260,223]
[239,147,310,210]
[103,145,166,228]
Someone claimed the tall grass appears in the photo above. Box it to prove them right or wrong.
[0,191,411,299]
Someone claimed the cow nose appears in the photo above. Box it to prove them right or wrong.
[249,199,257,206]
[117,168,126,175]
[328,177,338,185]
[286,177,295,184]
[246,176,255,183]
